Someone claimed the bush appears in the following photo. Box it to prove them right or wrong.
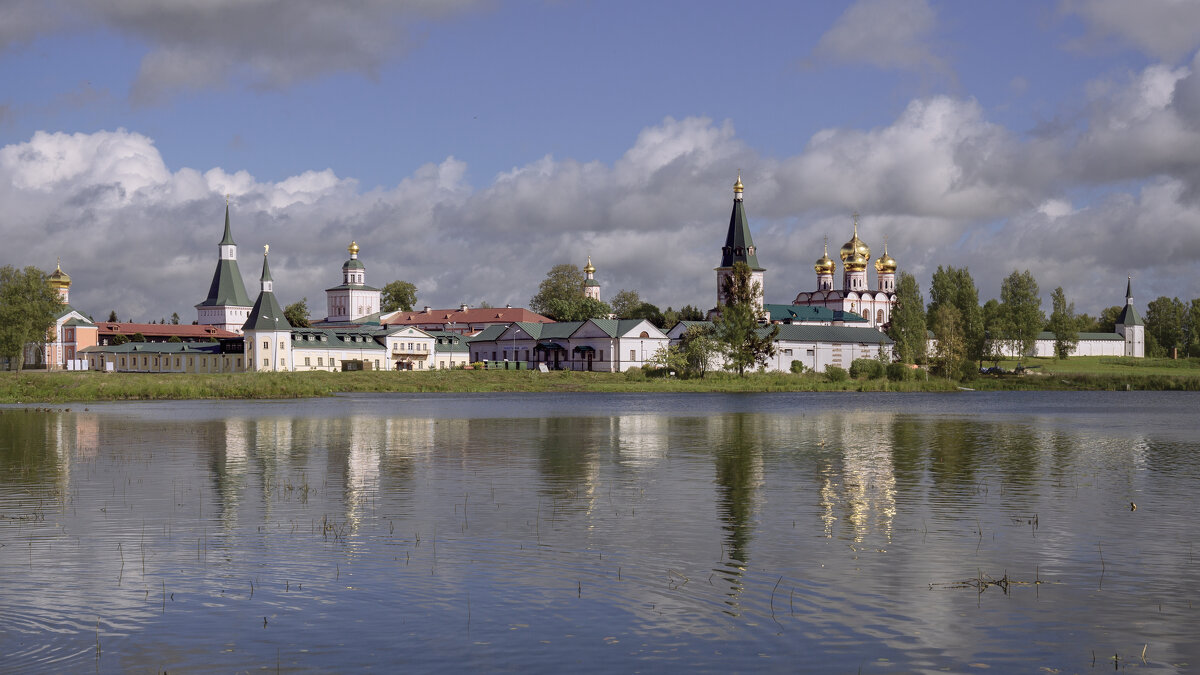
[790,359,805,374]
[849,358,884,379]
[824,365,848,382]
[886,362,911,382]
[624,366,646,381]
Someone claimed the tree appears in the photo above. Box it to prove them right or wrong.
[381,280,418,313]
[1047,286,1079,359]
[530,264,586,320]
[107,310,118,322]
[167,335,182,343]
[1096,306,1123,333]
[679,324,718,377]
[284,297,311,328]
[0,266,62,371]
[629,302,665,327]
[170,312,180,325]
[543,296,612,322]
[714,261,778,375]
[610,289,642,318]
[998,270,1044,362]
[887,271,926,364]
[981,298,1003,364]
[130,333,146,342]
[929,304,966,378]
[1145,296,1185,357]
[927,266,984,362]
[1184,299,1200,358]
[110,333,129,345]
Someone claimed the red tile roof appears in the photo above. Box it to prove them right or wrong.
[381,307,551,327]
[98,323,240,339]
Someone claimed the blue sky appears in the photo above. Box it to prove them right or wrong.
[3,0,1200,322]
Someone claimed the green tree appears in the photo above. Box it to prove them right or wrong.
[544,296,612,322]
[1184,298,1200,357]
[998,270,1044,362]
[531,264,587,320]
[610,289,642,318]
[981,298,1003,364]
[679,324,718,377]
[0,266,62,371]
[381,280,418,313]
[110,333,129,345]
[714,261,778,375]
[107,310,118,322]
[1047,286,1079,359]
[929,304,966,378]
[1146,296,1186,357]
[130,333,146,342]
[167,335,182,343]
[1096,305,1123,333]
[284,297,311,328]
[927,266,984,362]
[886,271,926,364]
[629,302,665,327]
[170,312,180,325]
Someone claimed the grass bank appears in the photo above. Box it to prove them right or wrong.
[2,357,1198,403]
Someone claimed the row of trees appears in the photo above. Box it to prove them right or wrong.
[529,262,705,327]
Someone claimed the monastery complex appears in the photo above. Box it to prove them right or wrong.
[25,175,1142,375]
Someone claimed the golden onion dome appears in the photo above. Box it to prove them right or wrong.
[814,239,836,275]
[875,239,897,273]
[348,241,360,256]
[733,170,743,194]
[583,255,595,274]
[838,214,870,263]
[844,247,869,272]
[48,259,71,289]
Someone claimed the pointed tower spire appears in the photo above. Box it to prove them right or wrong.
[243,245,290,332]
[715,172,765,310]
[197,199,252,332]
[1126,275,1133,301]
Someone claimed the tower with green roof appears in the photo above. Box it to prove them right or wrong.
[583,256,600,301]
[242,246,293,371]
[195,202,252,333]
[325,241,382,323]
[714,172,765,310]
[1116,276,1145,357]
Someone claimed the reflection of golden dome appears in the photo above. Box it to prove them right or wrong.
[48,260,71,289]
[584,255,595,274]
[875,238,897,274]
[348,241,360,256]
[814,239,836,275]
[838,214,870,263]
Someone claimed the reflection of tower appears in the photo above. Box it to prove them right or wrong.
[615,415,667,466]
[211,418,251,531]
[710,414,764,566]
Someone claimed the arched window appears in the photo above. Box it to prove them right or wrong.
[877,309,884,324]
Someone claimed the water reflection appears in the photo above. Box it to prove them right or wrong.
[2,392,1199,673]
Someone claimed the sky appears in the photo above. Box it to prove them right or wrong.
[3,0,1200,322]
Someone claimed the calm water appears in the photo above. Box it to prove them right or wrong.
[2,392,1199,673]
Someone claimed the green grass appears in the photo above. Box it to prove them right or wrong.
[3,358,1199,404]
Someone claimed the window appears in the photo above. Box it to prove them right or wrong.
[263,340,269,350]
[263,358,269,367]
[374,359,380,369]
[600,350,604,362]
[630,350,636,361]
[120,357,126,367]
[784,349,793,356]
[877,309,884,324]
[317,357,323,366]
[175,358,180,367]
[279,341,284,350]
[304,357,311,366]
[188,357,193,367]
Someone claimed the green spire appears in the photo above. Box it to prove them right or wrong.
[1117,276,1142,327]
[260,246,273,283]
[719,175,763,271]
[243,246,291,332]
[219,200,236,246]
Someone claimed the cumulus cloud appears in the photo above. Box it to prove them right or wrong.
[1062,0,1200,62]
[810,0,950,76]
[4,97,1200,324]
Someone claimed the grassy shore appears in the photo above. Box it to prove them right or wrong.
[1,356,1198,403]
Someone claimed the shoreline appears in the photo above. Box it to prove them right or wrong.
[2,366,1199,403]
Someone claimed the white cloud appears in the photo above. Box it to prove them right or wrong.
[810,0,950,76]
[1062,0,1200,62]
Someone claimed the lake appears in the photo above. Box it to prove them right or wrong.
[1,391,1198,673]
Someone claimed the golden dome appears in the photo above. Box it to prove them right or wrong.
[583,255,595,274]
[733,170,743,194]
[875,238,897,274]
[48,259,71,289]
[838,213,870,263]
[814,238,836,275]
[348,241,359,256]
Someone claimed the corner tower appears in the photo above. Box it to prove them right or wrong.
[196,201,253,333]
[1115,276,1145,358]
[243,246,293,372]
[715,172,765,309]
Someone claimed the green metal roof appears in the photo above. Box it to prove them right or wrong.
[342,259,365,270]
[718,198,763,271]
[242,256,291,332]
[763,303,867,323]
[290,328,385,350]
[54,304,93,323]
[1116,303,1142,327]
[1036,331,1123,341]
[324,283,380,292]
[219,205,236,246]
[198,259,253,307]
[63,317,95,327]
[81,342,224,355]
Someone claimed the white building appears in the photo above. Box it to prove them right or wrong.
[468,319,670,371]
[325,242,382,323]
[666,322,893,374]
[242,247,293,372]
[792,216,897,329]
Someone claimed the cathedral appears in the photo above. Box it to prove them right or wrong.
[792,214,897,329]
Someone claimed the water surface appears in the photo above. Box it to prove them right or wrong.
[2,392,1198,672]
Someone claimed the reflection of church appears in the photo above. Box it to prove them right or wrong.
[792,215,897,329]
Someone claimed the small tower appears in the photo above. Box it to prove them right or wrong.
[1115,276,1145,358]
[814,238,835,292]
[874,236,897,293]
[583,256,601,301]
[48,259,71,304]
[840,214,870,293]
[325,241,382,322]
[195,200,253,333]
[715,172,765,310]
[243,245,293,372]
